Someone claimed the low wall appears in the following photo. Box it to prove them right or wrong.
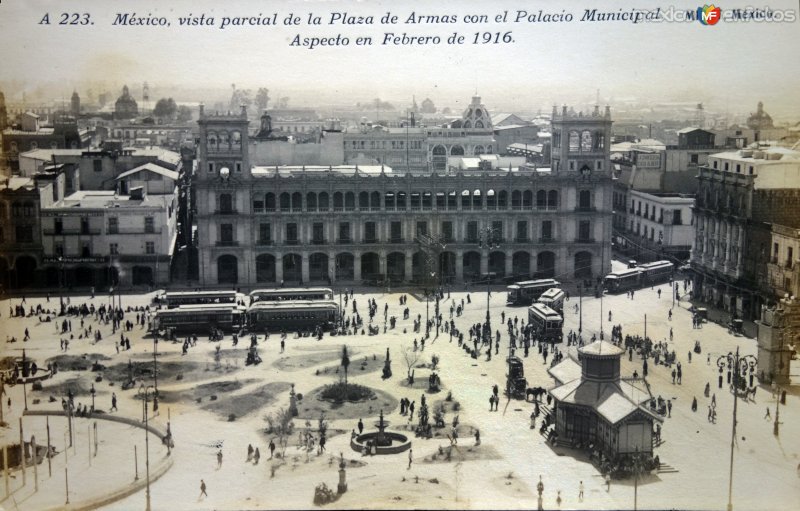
[21,409,173,511]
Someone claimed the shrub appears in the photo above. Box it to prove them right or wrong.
[319,382,375,402]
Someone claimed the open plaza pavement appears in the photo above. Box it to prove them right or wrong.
[0,258,798,510]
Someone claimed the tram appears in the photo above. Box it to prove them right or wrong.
[152,304,246,333]
[528,303,564,344]
[247,300,340,331]
[507,279,561,305]
[603,268,642,293]
[160,290,240,308]
[537,288,566,314]
[638,261,674,286]
[249,287,335,303]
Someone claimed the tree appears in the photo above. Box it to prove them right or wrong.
[264,407,295,458]
[153,98,177,120]
[255,88,271,112]
[421,98,436,113]
[176,105,192,122]
[341,345,350,399]
[442,107,452,115]
[276,96,290,108]
[402,345,419,383]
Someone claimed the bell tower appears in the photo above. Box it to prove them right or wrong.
[550,104,612,175]
[196,104,250,182]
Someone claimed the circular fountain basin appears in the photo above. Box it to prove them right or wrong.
[350,431,411,455]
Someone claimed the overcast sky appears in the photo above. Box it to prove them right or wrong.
[1,0,799,118]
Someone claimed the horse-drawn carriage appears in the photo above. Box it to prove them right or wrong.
[506,356,528,399]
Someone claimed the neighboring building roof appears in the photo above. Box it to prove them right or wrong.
[49,190,169,209]
[3,128,55,136]
[676,127,713,134]
[116,163,179,182]
[493,124,532,132]
[19,149,85,161]
[0,176,36,192]
[549,374,661,425]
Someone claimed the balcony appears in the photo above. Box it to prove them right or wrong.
[310,238,327,245]
[539,237,556,243]
[389,238,405,244]
[256,239,274,246]
[576,238,595,243]
[214,209,239,215]
[336,238,353,245]
[215,240,239,247]
[575,206,596,213]
[363,238,379,244]
[514,237,531,243]
[285,239,300,246]
[43,228,102,236]
[465,236,480,244]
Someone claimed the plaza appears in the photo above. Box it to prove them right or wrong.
[0,263,798,510]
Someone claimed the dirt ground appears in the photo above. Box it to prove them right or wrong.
[298,385,399,421]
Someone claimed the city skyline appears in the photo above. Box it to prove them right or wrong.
[1,0,800,117]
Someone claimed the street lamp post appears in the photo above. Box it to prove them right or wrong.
[138,385,156,511]
[716,347,757,511]
[478,227,501,339]
[578,283,583,334]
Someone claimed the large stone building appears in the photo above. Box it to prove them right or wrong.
[194,103,614,288]
[2,113,92,170]
[691,146,800,319]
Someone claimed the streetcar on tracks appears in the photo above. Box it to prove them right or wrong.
[507,278,561,305]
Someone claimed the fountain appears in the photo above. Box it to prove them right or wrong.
[350,409,411,455]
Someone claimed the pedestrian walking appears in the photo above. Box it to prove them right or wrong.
[199,479,207,498]
[253,447,260,464]
[605,473,611,491]
[217,449,223,468]
[358,418,364,435]
[111,392,117,411]
[667,399,672,417]
[765,407,771,420]
[579,481,584,501]
[408,448,413,469]
[247,444,253,462]
[269,439,276,458]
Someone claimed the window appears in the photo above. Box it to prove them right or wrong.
[145,242,155,254]
[108,217,118,234]
[80,217,90,234]
[788,247,794,268]
[492,221,503,243]
[569,131,580,152]
[55,243,64,257]
[442,221,453,242]
[541,220,553,240]
[208,162,214,173]
[673,210,682,225]
[365,222,376,242]
[15,225,33,243]
[0,227,3,243]
[569,161,575,171]
[235,162,241,173]
[578,221,591,241]
[338,222,350,241]
[287,223,298,242]
[467,221,478,242]
[253,199,264,213]
[219,193,233,213]
[81,242,91,257]
[93,159,103,172]
[259,223,271,244]
[736,164,741,173]
[220,224,234,243]
[516,221,528,241]
[54,218,63,235]
[144,217,155,233]
[724,162,729,171]
[578,190,591,209]
[690,154,698,164]
[416,221,428,237]
[713,161,718,169]
[390,221,402,241]
[313,223,324,242]
[110,243,119,255]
